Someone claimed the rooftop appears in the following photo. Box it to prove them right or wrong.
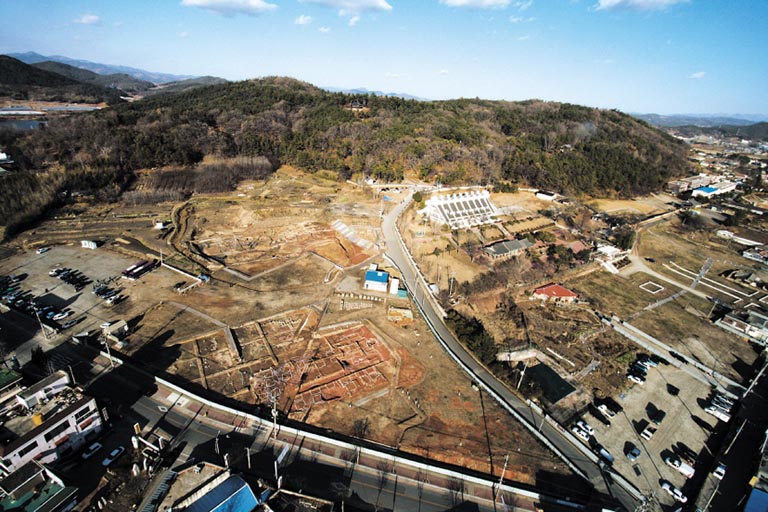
[0,463,77,512]
[186,475,258,512]
[483,238,533,257]
[533,284,578,298]
[0,369,22,391]
[0,389,89,455]
[364,270,389,283]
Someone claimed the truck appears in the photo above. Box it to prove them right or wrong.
[665,456,695,478]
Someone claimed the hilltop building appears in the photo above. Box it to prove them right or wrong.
[0,371,103,475]
[532,284,578,303]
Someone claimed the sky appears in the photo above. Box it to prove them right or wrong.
[1,0,766,115]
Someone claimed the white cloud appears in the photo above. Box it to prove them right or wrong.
[439,69,449,75]
[294,14,313,24]
[517,34,530,40]
[509,15,535,22]
[513,0,533,10]
[595,0,688,11]
[440,0,510,8]
[348,15,361,26]
[688,71,706,79]
[74,14,101,25]
[318,26,331,33]
[179,31,190,38]
[180,0,277,16]
[301,0,392,13]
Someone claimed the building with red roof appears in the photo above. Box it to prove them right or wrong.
[532,283,578,303]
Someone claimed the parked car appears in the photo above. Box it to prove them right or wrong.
[36,247,50,254]
[571,425,590,441]
[82,442,103,460]
[626,443,641,461]
[596,446,614,464]
[52,311,71,321]
[713,462,727,480]
[640,426,657,441]
[628,374,645,385]
[705,405,731,422]
[650,409,666,425]
[661,481,687,503]
[597,403,617,418]
[61,319,77,330]
[100,321,113,330]
[102,446,126,467]
[49,268,64,276]
[576,419,594,436]
[665,456,695,478]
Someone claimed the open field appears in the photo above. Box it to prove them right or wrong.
[589,194,677,216]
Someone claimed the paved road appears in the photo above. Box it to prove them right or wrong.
[381,195,640,511]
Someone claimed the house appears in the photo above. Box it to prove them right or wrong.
[185,475,259,512]
[715,310,768,346]
[0,372,103,475]
[483,239,533,260]
[363,263,389,293]
[532,284,578,303]
[0,462,78,512]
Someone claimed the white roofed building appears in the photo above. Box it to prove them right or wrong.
[419,190,498,230]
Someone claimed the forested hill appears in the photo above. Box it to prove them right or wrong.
[673,122,768,142]
[18,77,690,192]
[2,77,690,236]
[0,55,122,104]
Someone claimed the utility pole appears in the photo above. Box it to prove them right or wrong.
[33,308,49,340]
[494,453,509,500]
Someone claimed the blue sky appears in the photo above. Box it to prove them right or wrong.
[1,0,766,115]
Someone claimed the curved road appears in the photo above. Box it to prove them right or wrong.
[382,194,641,511]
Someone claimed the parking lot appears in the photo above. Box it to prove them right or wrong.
[575,360,721,508]
[0,244,183,364]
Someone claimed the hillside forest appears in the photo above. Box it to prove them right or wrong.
[0,76,690,238]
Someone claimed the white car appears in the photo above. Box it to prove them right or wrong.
[713,462,727,480]
[100,321,113,329]
[571,425,590,441]
[576,419,594,436]
[627,374,644,385]
[102,446,126,467]
[36,247,50,254]
[661,481,687,503]
[597,403,617,417]
[52,311,71,321]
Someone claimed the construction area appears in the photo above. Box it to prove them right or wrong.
[3,168,570,486]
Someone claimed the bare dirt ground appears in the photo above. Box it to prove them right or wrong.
[589,194,677,216]
[2,168,570,484]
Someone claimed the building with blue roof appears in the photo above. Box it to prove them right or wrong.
[364,269,389,293]
[185,475,258,512]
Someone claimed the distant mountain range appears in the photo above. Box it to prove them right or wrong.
[633,113,768,128]
[0,55,122,104]
[322,86,428,101]
[8,52,195,85]
[0,54,228,105]
[671,122,768,142]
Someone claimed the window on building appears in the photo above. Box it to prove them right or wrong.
[44,421,70,442]
[74,405,94,423]
[17,440,39,458]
